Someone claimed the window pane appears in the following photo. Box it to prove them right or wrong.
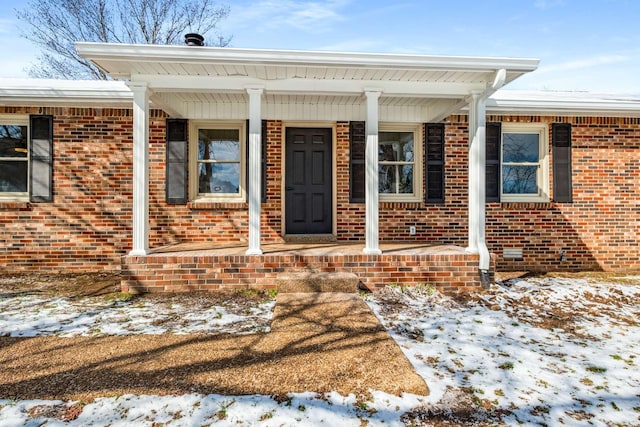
[379,164,395,193]
[503,133,539,163]
[0,125,27,158]
[502,165,538,194]
[0,160,28,192]
[378,164,413,194]
[198,129,240,161]
[198,163,240,194]
[399,165,413,193]
[379,132,414,162]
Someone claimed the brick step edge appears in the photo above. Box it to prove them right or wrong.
[275,272,359,293]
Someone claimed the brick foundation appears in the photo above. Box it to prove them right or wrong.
[121,250,484,294]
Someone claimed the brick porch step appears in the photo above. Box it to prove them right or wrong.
[275,272,359,293]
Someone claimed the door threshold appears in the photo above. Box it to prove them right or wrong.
[283,234,337,243]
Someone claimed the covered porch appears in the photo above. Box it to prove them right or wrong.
[76,43,538,292]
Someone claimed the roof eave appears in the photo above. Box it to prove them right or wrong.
[0,79,133,106]
[486,91,640,117]
[75,42,540,74]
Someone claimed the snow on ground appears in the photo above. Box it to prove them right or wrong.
[368,276,640,426]
[1,275,640,426]
[0,292,274,336]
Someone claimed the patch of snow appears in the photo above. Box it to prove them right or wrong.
[0,295,275,337]
[366,277,640,425]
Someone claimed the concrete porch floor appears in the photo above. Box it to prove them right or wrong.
[151,241,470,257]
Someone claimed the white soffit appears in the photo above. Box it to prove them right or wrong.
[488,90,640,117]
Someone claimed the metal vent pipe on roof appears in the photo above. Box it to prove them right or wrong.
[185,33,204,46]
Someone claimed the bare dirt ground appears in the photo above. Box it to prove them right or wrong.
[0,272,121,297]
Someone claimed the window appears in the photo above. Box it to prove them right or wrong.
[0,117,28,198]
[500,123,549,202]
[190,122,245,201]
[378,124,422,201]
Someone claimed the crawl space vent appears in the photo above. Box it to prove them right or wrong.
[503,248,523,259]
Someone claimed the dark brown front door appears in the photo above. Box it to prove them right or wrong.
[285,128,333,234]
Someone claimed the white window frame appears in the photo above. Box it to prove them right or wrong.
[189,120,246,202]
[378,123,423,202]
[501,123,549,203]
[0,115,29,201]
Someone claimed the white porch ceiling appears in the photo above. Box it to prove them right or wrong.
[150,92,463,122]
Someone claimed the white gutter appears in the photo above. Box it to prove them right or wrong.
[481,69,506,277]
[467,69,509,283]
[0,78,132,106]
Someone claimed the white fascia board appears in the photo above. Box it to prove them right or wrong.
[487,90,640,117]
[0,78,132,105]
[133,74,486,97]
[76,42,540,73]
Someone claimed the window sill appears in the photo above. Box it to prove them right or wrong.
[498,202,553,210]
[0,200,31,210]
[380,201,423,210]
[188,200,248,210]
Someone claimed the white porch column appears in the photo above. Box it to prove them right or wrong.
[246,87,264,255]
[467,92,490,272]
[364,90,382,255]
[127,82,150,256]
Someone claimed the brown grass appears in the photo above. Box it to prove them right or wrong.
[0,287,428,402]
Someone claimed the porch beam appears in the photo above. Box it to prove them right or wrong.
[429,98,469,123]
[149,93,183,118]
[126,82,150,256]
[246,86,264,255]
[364,89,382,255]
[133,75,486,98]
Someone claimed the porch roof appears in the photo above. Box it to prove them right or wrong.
[75,43,538,93]
[74,43,539,121]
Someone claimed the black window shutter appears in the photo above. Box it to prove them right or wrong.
[165,119,188,204]
[425,123,445,203]
[485,122,501,202]
[349,121,366,203]
[552,123,572,203]
[246,120,267,203]
[29,115,53,202]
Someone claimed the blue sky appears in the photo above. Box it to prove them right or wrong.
[1,0,638,93]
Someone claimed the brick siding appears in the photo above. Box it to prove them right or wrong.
[1,106,638,277]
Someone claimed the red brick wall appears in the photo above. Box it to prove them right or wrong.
[1,107,638,273]
[0,106,135,271]
[485,115,640,271]
[335,121,469,244]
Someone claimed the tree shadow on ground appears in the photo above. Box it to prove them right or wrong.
[0,293,428,402]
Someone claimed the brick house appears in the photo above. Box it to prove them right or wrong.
[0,43,638,292]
